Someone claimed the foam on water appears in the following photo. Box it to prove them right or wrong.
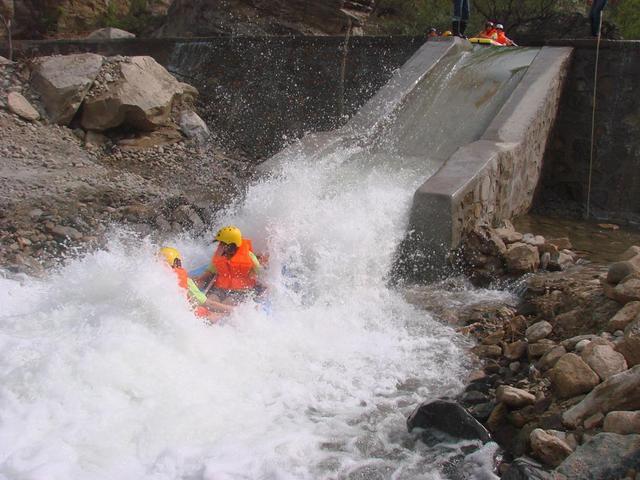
[0,45,536,479]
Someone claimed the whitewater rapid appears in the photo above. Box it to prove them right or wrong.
[0,142,478,480]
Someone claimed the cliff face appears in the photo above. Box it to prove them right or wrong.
[8,0,171,39]
[153,0,375,37]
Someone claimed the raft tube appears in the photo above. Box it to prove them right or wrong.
[468,37,503,46]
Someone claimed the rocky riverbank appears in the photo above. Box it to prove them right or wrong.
[0,53,252,276]
[409,222,640,479]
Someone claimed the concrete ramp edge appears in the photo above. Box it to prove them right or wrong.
[407,46,573,268]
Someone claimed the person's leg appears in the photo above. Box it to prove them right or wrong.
[452,0,462,36]
[590,0,609,37]
[460,0,470,35]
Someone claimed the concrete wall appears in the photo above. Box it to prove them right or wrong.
[9,36,424,160]
[402,46,573,273]
[533,40,640,227]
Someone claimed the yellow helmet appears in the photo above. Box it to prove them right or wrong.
[215,226,242,247]
[442,30,453,37]
[160,247,182,266]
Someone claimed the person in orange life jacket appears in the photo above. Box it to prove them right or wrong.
[477,20,497,40]
[495,24,517,46]
[195,226,263,305]
[160,247,233,323]
[426,27,439,38]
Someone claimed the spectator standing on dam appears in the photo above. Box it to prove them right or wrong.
[452,0,470,37]
[588,0,617,37]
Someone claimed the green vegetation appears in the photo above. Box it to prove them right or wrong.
[98,0,164,35]
[370,0,639,39]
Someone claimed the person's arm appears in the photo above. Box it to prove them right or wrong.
[248,251,261,273]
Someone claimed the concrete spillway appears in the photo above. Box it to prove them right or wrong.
[260,38,572,277]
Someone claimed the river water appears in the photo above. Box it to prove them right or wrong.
[1,46,536,479]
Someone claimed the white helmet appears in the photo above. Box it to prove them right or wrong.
[496,23,504,30]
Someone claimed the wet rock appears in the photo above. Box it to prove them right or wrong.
[563,365,640,428]
[526,321,553,342]
[31,53,104,125]
[460,390,489,405]
[467,401,496,423]
[7,92,39,121]
[472,344,502,358]
[505,243,540,274]
[86,27,136,39]
[603,411,640,435]
[556,433,640,480]
[501,456,558,480]
[607,301,640,332]
[407,399,491,443]
[497,385,536,409]
[179,110,210,143]
[608,260,640,285]
[48,224,83,241]
[580,342,627,381]
[530,428,573,468]
[549,353,600,399]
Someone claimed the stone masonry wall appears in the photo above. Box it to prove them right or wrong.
[8,36,423,160]
[533,40,640,227]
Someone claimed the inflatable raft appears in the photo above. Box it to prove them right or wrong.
[469,37,503,46]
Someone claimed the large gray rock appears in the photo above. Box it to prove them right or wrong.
[407,399,491,443]
[563,365,640,428]
[86,27,136,39]
[549,353,600,399]
[580,342,628,381]
[31,53,104,125]
[81,56,198,132]
[556,433,640,480]
[7,92,39,121]
[530,428,573,468]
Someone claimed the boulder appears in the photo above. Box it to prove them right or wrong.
[583,411,604,429]
[501,456,558,480]
[562,365,640,428]
[407,399,491,443]
[615,317,640,367]
[607,260,640,284]
[495,227,523,244]
[31,53,104,125]
[526,321,553,342]
[620,246,640,261]
[549,353,600,399]
[529,428,573,468]
[471,344,502,358]
[607,302,640,332]
[505,243,540,274]
[528,340,556,359]
[561,334,599,351]
[496,385,536,409]
[7,92,39,121]
[604,274,640,304]
[580,342,627,381]
[603,411,640,434]
[81,56,198,132]
[503,340,528,360]
[556,433,640,480]
[537,346,566,371]
[178,110,210,143]
[86,27,136,39]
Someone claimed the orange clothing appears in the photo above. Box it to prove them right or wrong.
[496,31,514,46]
[427,31,438,38]
[478,28,497,40]
[212,239,257,290]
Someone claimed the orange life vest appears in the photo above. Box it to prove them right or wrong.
[480,28,498,40]
[212,239,257,290]
[496,31,512,45]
